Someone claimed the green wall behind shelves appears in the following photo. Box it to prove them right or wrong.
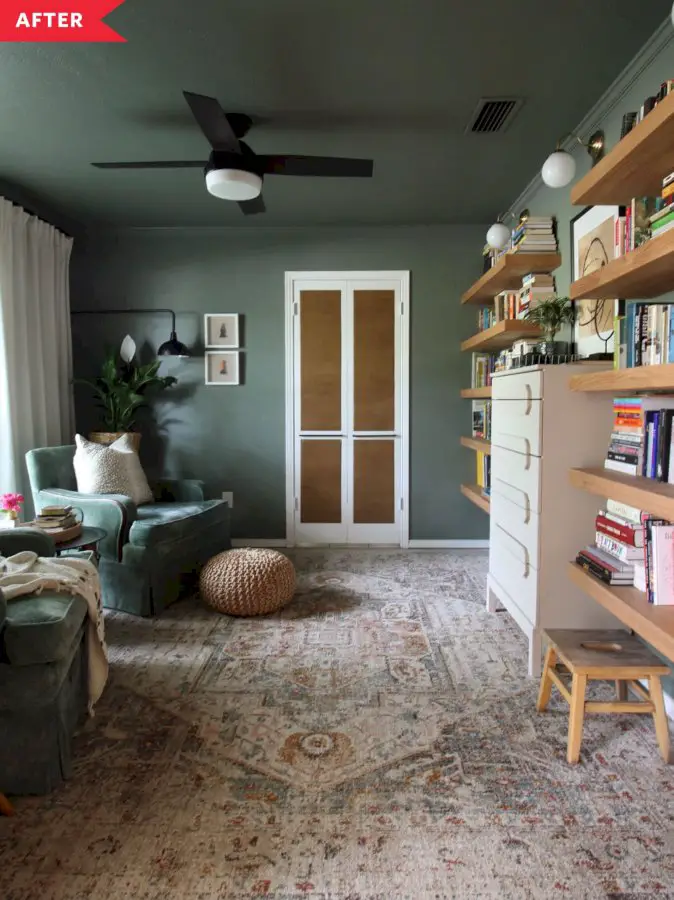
[70,224,490,541]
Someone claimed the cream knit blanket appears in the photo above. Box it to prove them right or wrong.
[0,551,108,710]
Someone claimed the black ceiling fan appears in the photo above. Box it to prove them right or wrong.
[92,91,374,215]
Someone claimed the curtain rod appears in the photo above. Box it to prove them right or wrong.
[8,198,73,239]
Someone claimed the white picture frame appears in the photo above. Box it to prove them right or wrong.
[204,313,239,349]
[571,204,620,358]
[205,351,240,386]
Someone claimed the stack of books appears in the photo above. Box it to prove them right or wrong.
[517,273,555,317]
[576,499,641,588]
[471,353,495,389]
[603,396,674,481]
[650,172,674,240]
[510,217,557,254]
[615,302,674,369]
[34,506,80,534]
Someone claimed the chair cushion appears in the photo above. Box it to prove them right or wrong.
[128,500,228,548]
[74,433,153,505]
[1,592,88,666]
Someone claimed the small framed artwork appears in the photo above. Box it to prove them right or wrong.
[204,313,239,349]
[205,351,240,386]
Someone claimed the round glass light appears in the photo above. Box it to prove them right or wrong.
[205,168,262,201]
[486,221,511,250]
[541,150,576,189]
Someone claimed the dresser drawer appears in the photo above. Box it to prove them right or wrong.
[491,444,541,515]
[492,397,542,457]
[492,369,543,401]
[490,524,538,623]
[490,487,540,567]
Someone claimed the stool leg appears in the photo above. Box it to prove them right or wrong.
[615,680,628,701]
[567,674,587,765]
[536,646,557,712]
[649,676,671,764]
[0,793,14,816]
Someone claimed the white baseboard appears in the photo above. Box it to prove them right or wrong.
[233,539,489,550]
[231,539,288,548]
[408,539,489,549]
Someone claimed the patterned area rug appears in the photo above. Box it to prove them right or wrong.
[3,549,674,899]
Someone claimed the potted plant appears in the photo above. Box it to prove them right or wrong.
[78,339,177,450]
[523,296,575,356]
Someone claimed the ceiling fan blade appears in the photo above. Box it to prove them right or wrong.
[92,161,205,169]
[238,195,266,215]
[258,155,373,177]
[183,91,241,152]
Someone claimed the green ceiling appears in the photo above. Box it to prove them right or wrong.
[0,0,670,227]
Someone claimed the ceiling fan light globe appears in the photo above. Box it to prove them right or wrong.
[205,168,262,201]
[541,150,576,189]
[486,221,511,250]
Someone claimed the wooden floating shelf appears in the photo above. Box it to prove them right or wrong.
[568,562,674,662]
[569,228,674,301]
[460,483,490,514]
[461,252,561,306]
[571,91,674,206]
[570,363,674,394]
[569,466,674,522]
[460,436,491,454]
[461,320,542,353]
[461,386,492,399]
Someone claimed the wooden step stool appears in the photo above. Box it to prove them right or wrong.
[537,629,671,764]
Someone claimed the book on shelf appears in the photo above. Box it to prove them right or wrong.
[510,216,558,255]
[603,396,674,482]
[617,302,674,370]
[471,399,491,439]
[476,451,491,498]
[471,352,495,389]
[576,546,634,585]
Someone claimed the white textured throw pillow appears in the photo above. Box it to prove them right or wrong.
[73,434,154,506]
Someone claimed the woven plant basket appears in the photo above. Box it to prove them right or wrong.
[89,431,141,452]
[199,548,296,617]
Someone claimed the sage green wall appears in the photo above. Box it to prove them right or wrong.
[71,225,489,541]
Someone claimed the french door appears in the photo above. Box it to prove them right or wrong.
[285,272,409,546]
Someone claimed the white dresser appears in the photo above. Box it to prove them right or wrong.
[486,363,622,676]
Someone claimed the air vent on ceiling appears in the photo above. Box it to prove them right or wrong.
[466,98,523,134]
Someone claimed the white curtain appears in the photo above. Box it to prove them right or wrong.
[0,196,74,498]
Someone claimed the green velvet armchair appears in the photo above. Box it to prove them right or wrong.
[26,444,231,616]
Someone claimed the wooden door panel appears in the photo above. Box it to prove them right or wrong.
[300,290,342,432]
[353,439,395,524]
[300,439,342,524]
[353,289,395,432]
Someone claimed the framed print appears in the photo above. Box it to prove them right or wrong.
[204,313,239,349]
[571,205,620,358]
[205,351,240,386]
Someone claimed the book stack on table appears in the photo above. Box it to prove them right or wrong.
[32,506,82,543]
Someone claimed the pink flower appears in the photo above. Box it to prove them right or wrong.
[1,492,24,513]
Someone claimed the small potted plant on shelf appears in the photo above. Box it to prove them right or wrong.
[1,493,24,529]
[523,296,575,356]
[77,337,177,451]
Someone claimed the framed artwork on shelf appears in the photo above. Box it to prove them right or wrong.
[204,313,239,349]
[570,205,620,358]
[205,351,240,386]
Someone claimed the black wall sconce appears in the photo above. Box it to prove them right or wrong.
[71,308,190,358]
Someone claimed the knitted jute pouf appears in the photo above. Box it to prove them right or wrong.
[199,548,296,616]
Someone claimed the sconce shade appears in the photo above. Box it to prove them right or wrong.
[541,150,576,188]
[158,331,190,358]
[486,221,511,250]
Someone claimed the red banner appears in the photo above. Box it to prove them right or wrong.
[0,1,126,42]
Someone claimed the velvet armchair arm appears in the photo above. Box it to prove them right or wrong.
[35,488,137,561]
[0,526,56,558]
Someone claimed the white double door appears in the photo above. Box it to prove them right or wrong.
[286,272,409,546]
